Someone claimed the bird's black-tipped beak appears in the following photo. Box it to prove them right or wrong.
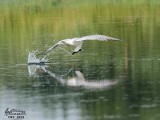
[72,49,81,55]
[72,52,76,55]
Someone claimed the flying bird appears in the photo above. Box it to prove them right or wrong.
[43,34,119,55]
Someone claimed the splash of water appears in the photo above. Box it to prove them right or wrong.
[28,51,48,64]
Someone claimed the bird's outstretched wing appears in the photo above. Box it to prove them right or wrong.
[76,34,119,41]
[44,41,63,54]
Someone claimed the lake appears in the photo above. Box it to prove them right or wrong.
[0,0,160,120]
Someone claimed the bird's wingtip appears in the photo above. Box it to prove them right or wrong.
[113,38,122,41]
[118,39,123,41]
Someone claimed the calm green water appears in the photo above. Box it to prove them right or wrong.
[0,0,160,120]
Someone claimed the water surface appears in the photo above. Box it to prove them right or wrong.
[0,0,160,120]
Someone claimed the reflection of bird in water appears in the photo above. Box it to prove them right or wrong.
[28,52,117,89]
[28,64,118,89]
[66,71,118,88]
[28,52,117,88]
[43,34,119,55]
[46,69,118,89]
